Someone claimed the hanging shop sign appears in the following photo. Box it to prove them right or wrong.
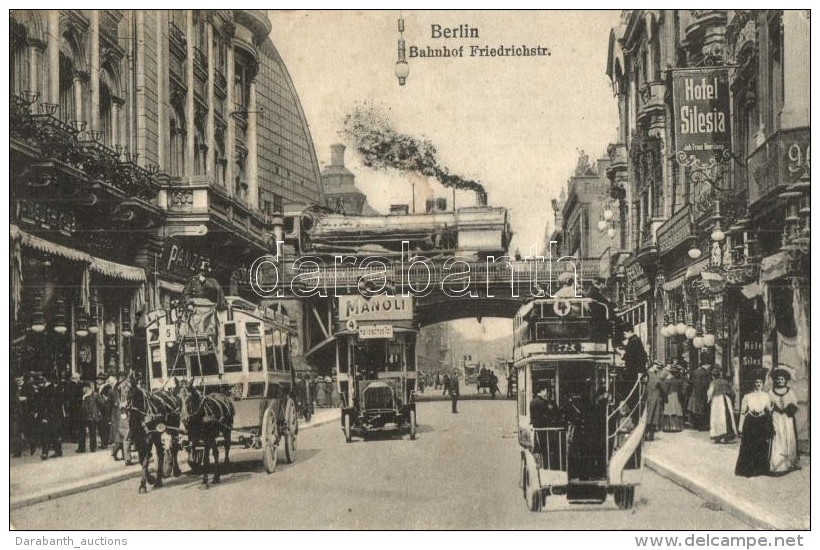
[623,257,651,297]
[671,67,731,167]
[748,127,811,205]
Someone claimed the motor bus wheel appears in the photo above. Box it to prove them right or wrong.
[344,414,352,443]
[284,399,298,463]
[614,486,634,510]
[262,407,278,474]
[523,463,542,512]
[409,410,417,440]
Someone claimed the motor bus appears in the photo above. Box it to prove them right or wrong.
[334,296,418,442]
[513,297,645,511]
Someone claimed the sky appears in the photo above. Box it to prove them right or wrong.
[268,10,621,337]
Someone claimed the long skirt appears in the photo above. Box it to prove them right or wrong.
[769,411,798,474]
[662,391,684,432]
[710,395,738,440]
[735,414,771,477]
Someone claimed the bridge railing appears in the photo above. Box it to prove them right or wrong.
[280,257,601,290]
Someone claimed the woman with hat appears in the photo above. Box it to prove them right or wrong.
[660,364,685,432]
[735,370,772,477]
[769,366,799,474]
[644,362,665,441]
[707,366,737,443]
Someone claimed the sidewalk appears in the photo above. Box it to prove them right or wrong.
[643,429,810,530]
[10,407,340,511]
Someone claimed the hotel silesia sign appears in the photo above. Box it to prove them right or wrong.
[671,68,731,166]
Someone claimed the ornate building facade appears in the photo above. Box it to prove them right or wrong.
[10,10,325,380]
[606,10,809,449]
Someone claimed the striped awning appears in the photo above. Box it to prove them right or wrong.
[10,225,146,282]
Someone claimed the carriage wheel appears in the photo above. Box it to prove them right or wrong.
[261,406,279,474]
[284,398,298,464]
[409,410,417,440]
[344,414,352,443]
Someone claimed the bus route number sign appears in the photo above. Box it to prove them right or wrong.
[553,299,572,317]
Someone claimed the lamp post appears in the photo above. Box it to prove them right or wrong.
[395,15,410,85]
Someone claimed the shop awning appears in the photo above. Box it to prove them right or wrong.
[90,257,146,282]
[10,225,146,282]
[662,257,710,291]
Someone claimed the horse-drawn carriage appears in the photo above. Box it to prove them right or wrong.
[128,295,299,490]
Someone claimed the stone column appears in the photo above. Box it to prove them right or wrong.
[226,40,235,194]
[247,79,259,209]
[28,39,45,108]
[156,11,166,170]
[206,18,215,179]
[780,10,810,129]
[90,10,100,134]
[112,99,123,151]
[73,76,84,126]
[47,10,60,105]
[185,10,195,176]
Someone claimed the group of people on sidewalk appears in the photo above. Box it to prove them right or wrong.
[10,370,135,465]
[642,358,801,478]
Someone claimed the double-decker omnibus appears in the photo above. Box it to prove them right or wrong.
[145,296,299,473]
[513,297,645,511]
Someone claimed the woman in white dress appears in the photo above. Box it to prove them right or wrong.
[707,367,737,443]
[768,368,799,474]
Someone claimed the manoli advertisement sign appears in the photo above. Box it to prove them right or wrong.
[672,67,731,166]
[338,295,414,322]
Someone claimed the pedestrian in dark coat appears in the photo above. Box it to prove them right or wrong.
[32,378,63,460]
[77,382,100,452]
[442,374,451,396]
[622,327,648,382]
[97,374,115,449]
[109,375,133,463]
[20,374,39,455]
[687,363,711,431]
[61,372,83,444]
[448,374,460,413]
[10,376,24,457]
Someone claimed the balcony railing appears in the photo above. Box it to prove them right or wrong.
[747,127,810,205]
[10,94,159,201]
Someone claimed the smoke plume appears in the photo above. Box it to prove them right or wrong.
[342,104,486,195]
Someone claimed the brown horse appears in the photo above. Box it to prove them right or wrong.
[176,381,234,487]
[118,376,182,493]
